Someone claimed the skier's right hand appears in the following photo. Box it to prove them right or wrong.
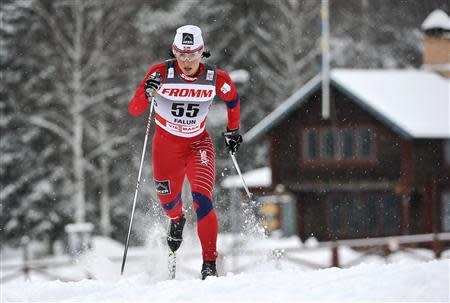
[145,71,162,98]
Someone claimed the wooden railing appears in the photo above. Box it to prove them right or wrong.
[2,232,449,283]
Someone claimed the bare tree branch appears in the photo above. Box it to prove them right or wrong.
[26,115,73,146]
[32,3,75,61]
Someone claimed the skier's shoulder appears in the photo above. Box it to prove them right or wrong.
[214,67,238,100]
[147,61,166,74]
[215,68,233,84]
[145,61,167,81]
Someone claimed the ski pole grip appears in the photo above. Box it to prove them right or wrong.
[152,71,162,97]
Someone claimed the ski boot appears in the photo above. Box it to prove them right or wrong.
[201,260,218,280]
[167,215,186,253]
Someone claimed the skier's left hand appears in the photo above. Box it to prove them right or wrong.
[223,128,243,154]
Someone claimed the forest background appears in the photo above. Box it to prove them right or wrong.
[1,0,448,253]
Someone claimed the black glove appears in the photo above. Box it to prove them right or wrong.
[145,71,162,98]
[223,128,243,154]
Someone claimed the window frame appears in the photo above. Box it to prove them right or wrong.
[357,127,376,160]
[302,128,320,161]
[327,192,401,238]
[301,125,378,165]
[321,128,336,160]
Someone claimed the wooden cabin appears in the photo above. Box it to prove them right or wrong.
[242,69,449,241]
[224,10,450,241]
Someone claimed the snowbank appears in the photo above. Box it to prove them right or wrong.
[3,259,448,302]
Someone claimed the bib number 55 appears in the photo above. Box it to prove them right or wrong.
[171,103,200,118]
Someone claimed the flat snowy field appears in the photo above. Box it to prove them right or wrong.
[2,233,449,302]
[2,259,449,302]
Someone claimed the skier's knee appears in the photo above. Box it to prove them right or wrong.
[192,191,214,221]
[160,193,182,217]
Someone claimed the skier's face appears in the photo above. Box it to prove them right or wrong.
[177,57,201,76]
[173,49,202,76]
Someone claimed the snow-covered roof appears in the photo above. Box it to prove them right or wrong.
[221,166,271,189]
[421,9,450,31]
[244,69,450,143]
[332,69,450,138]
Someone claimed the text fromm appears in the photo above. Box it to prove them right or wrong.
[161,88,213,98]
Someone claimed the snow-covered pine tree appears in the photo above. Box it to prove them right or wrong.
[1,0,145,250]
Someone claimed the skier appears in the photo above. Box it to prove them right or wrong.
[128,25,242,279]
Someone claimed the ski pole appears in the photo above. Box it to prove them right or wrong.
[229,151,253,200]
[120,94,156,276]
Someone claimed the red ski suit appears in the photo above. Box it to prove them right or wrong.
[128,60,240,261]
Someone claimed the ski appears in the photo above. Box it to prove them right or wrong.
[168,250,176,279]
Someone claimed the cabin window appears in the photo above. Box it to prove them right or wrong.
[367,198,378,233]
[322,129,336,159]
[348,197,366,235]
[302,127,376,163]
[367,194,401,236]
[359,128,374,159]
[304,129,319,160]
[340,128,355,160]
[328,193,400,238]
[380,194,401,235]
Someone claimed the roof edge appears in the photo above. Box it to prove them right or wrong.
[244,74,321,144]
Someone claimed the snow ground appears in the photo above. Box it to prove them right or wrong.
[2,259,449,302]
[1,232,449,302]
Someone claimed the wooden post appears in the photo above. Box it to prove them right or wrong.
[331,243,339,267]
[382,244,391,262]
[432,233,442,258]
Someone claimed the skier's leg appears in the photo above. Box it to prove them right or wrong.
[152,129,186,221]
[186,132,218,262]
